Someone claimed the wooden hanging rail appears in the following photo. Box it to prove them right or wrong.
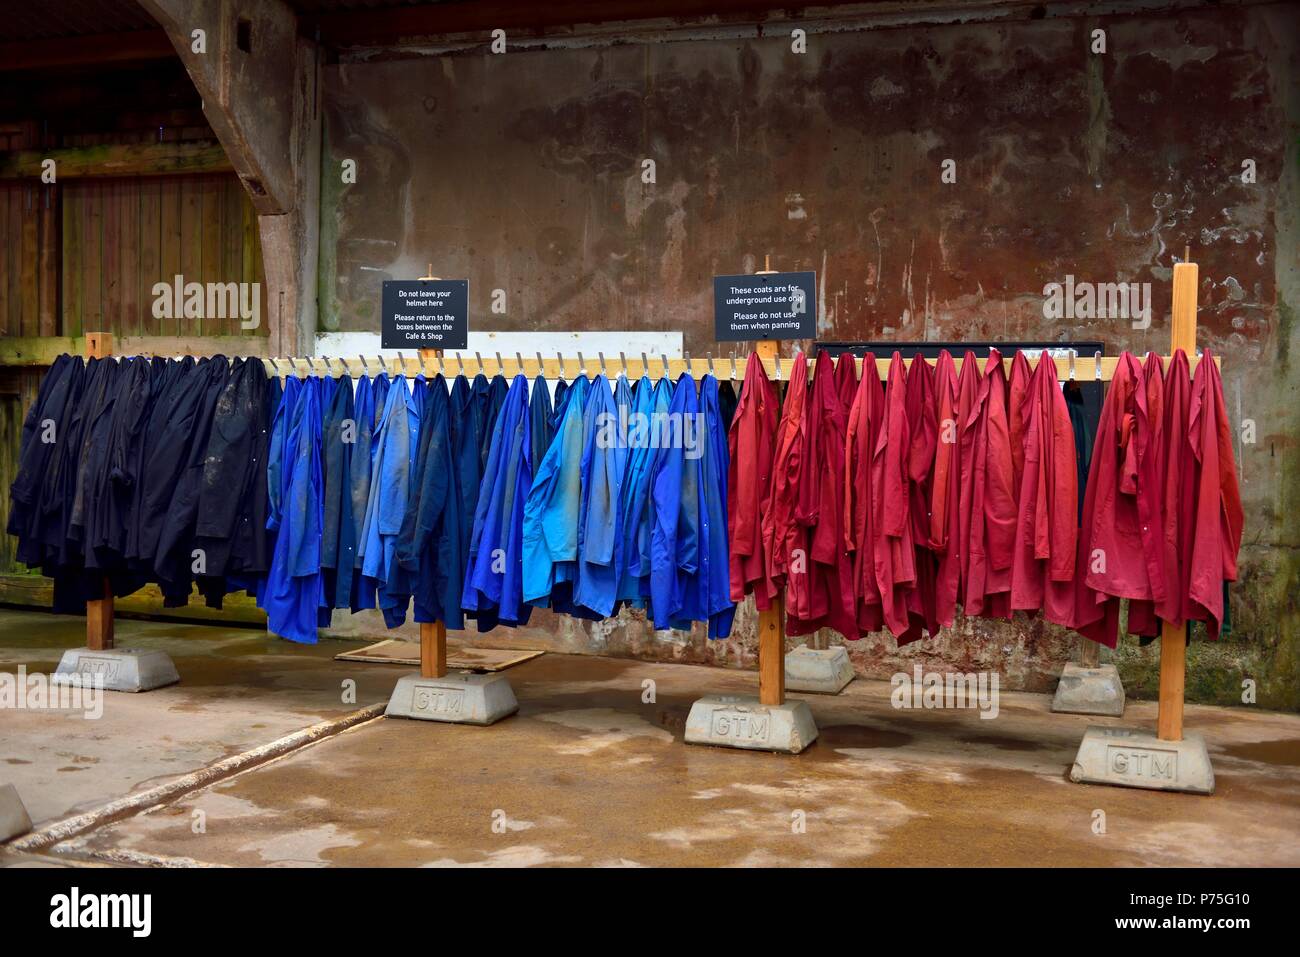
[259,351,1217,383]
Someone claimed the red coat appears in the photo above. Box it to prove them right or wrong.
[1008,350,1032,497]
[788,350,855,638]
[1128,352,1173,636]
[964,349,1018,620]
[1155,350,1192,627]
[1071,352,1150,647]
[835,352,859,409]
[903,354,940,641]
[1085,353,1164,598]
[844,352,884,634]
[930,350,979,627]
[727,352,778,608]
[871,353,919,640]
[1010,351,1077,625]
[763,353,808,605]
[1185,350,1243,639]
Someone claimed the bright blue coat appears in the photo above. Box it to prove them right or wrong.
[357,376,418,621]
[523,375,588,607]
[617,375,672,604]
[263,376,324,644]
[573,374,631,616]
[698,375,735,638]
[462,374,532,630]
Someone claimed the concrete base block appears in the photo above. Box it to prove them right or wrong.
[784,644,855,694]
[1069,725,1214,795]
[53,648,179,693]
[0,783,32,842]
[385,672,518,726]
[1051,663,1126,716]
[684,694,818,754]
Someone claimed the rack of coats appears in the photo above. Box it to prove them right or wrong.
[6,354,274,615]
[728,347,1242,650]
[8,348,1240,654]
[263,366,742,642]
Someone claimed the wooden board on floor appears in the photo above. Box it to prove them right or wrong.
[333,639,543,672]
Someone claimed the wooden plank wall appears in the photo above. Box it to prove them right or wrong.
[0,369,41,576]
[0,171,267,578]
[0,182,42,338]
[56,173,267,339]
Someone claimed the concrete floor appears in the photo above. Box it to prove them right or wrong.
[1,609,1297,867]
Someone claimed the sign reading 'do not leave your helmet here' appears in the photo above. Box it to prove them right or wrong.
[713,271,816,342]
[381,280,469,350]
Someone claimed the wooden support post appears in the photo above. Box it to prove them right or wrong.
[85,332,115,651]
[754,337,785,707]
[1157,258,1198,741]
[421,621,448,680]
[419,344,448,680]
[1079,637,1100,668]
[758,602,785,707]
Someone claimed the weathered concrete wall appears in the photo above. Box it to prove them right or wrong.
[320,4,1299,709]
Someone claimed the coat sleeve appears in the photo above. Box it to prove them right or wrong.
[984,376,1018,573]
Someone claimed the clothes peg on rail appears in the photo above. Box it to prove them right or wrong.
[729,350,737,382]
[619,352,627,378]
[474,351,483,376]
[1094,350,1102,380]
[598,352,607,377]
[640,352,649,378]
[515,352,524,376]
[660,353,669,379]
[577,351,586,376]
[536,351,544,377]
[1069,348,1077,381]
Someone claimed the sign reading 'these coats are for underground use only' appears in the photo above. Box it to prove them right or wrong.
[712,271,817,342]
[381,279,469,349]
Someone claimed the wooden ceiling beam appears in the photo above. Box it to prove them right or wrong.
[304,0,825,46]
[0,142,231,180]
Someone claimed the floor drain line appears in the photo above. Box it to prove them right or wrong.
[6,702,387,854]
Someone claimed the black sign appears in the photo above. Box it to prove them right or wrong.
[713,271,816,342]
[381,280,468,349]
